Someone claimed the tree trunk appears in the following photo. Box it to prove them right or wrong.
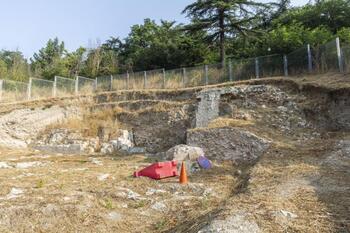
[219,11,225,67]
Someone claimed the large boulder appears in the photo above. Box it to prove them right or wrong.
[187,127,270,162]
[166,144,204,161]
[165,145,204,174]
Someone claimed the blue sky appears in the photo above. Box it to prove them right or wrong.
[0,0,308,58]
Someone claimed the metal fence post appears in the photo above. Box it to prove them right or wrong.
[53,76,57,97]
[182,68,186,88]
[94,78,97,92]
[205,65,208,85]
[283,55,288,77]
[110,75,113,91]
[255,58,259,79]
[307,44,313,73]
[229,60,233,81]
[27,77,32,100]
[126,71,130,90]
[162,68,166,89]
[144,71,147,89]
[75,76,79,95]
[336,37,344,73]
[0,80,3,101]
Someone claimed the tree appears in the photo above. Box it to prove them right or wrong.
[0,50,30,81]
[30,38,67,79]
[116,19,213,72]
[275,0,350,33]
[65,47,86,77]
[182,0,270,65]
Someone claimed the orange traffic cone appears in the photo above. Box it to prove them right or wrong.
[179,161,188,184]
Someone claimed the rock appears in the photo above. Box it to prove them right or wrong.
[100,143,114,154]
[42,204,60,216]
[198,212,260,233]
[277,106,288,112]
[151,202,167,212]
[111,130,134,151]
[145,188,167,196]
[5,188,24,199]
[0,162,11,169]
[127,147,146,154]
[117,187,145,200]
[187,128,270,162]
[90,158,103,166]
[15,161,43,169]
[33,144,83,154]
[97,174,110,181]
[106,212,122,221]
[166,145,204,162]
[279,210,298,219]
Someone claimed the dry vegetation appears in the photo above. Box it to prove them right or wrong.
[0,147,235,233]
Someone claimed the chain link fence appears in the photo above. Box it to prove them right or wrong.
[287,45,310,75]
[30,78,54,100]
[165,68,185,89]
[55,76,76,97]
[76,76,95,95]
[112,74,128,91]
[96,75,112,92]
[0,79,28,103]
[0,38,348,103]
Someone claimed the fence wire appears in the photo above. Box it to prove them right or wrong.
[144,69,164,89]
[312,39,339,73]
[55,76,75,97]
[258,54,284,78]
[77,76,95,95]
[96,75,112,92]
[185,65,205,87]
[342,46,350,73]
[0,80,28,103]
[165,68,185,89]
[231,58,256,81]
[31,78,54,100]
[207,63,228,85]
[112,74,128,91]
[128,71,146,90]
[287,45,309,75]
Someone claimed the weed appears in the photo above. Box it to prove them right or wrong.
[100,198,114,210]
[154,219,169,231]
[35,179,44,189]
[130,200,148,209]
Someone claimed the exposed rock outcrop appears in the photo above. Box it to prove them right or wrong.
[187,127,270,162]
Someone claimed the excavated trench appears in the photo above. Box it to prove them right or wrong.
[0,76,349,232]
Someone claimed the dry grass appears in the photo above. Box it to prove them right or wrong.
[46,107,118,138]
[207,117,255,129]
[0,148,235,233]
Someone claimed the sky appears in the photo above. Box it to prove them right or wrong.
[0,0,309,59]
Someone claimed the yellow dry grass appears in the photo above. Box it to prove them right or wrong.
[0,148,235,233]
[207,117,255,129]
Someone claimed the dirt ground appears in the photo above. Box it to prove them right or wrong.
[0,148,235,233]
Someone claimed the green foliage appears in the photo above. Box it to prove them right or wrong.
[30,38,68,80]
[274,0,350,33]
[183,0,272,63]
[0,50,29,81]
[337,27,350,44]
[116,19,213,72]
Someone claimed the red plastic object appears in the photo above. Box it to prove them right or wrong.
[134,161,178,180]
